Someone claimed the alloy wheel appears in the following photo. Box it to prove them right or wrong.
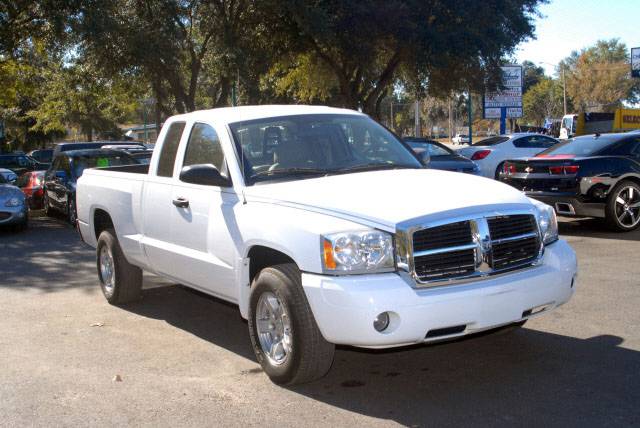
[256,291,292,365]
[99,245,115,296]
[614,185,640,228]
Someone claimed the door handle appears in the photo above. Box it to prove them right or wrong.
[172,197,189,208]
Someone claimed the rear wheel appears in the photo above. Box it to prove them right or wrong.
[96,228,142,304]
[248,263,335,385]
[43,191,53,217]
[605,180,640,232]
[494,162,505,179]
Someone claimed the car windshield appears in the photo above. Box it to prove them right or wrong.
[72,154,136,178]
[229,114,422,183]
[471,136,509,146]
[537,135,619,157]
[406,141,451,156]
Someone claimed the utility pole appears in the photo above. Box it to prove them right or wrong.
[467,92,472,145]
[562,67,567,116]
[414,100,421,137]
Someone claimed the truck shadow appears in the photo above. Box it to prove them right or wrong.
[126,286,640,426]
[558,217,640,241]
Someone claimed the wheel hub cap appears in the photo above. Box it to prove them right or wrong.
[256,292,292,365]
[99,246,115,295]
[615,186,640,228]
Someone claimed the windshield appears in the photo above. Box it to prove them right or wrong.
[406,141,451,156]
[72,154,136,178]
[229,114,421,183]
[538,135,618,157]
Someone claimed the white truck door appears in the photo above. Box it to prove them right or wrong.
[141,121,187,277]
[169,122,238,301]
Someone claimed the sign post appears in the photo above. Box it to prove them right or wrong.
[483,65,523,134]
[632,47,640,78]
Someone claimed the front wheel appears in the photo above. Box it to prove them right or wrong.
[67,195,77,225]
[605,180,640,232]
[248,263,335,385]
[494,162,505,180]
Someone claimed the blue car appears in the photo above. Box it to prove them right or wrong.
[0,173,28,230]
[404,137,480,174]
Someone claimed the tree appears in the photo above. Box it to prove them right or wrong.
[562,39,639,112]
[261,0,544,119]
[522,60,545,93]
[523,78,565,125]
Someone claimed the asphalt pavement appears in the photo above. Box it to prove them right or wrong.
[1,215,639,427]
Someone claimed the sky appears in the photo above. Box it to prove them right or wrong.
[515,0,639,76]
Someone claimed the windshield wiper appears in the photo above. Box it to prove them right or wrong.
[251,167,329,179]
[332,163,416,173]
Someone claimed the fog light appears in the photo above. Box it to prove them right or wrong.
[373,312,390,332]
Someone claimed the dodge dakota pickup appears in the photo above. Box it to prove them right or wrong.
[76,105,577,385]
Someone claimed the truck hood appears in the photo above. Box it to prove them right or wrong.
[243,169,533,229]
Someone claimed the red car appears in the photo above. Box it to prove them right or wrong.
[17,171,46,210]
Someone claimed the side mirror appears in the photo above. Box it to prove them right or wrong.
[55,170,67,181]
[179,164,231,187]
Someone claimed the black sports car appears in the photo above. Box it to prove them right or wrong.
[499,132,640,231]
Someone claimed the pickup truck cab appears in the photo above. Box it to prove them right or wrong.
[77,105,577,385]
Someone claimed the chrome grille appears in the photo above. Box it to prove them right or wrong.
[406,213,542,286]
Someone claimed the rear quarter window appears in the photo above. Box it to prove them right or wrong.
[156,122,186,177]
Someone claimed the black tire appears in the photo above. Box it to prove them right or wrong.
[96,228,142,304]
[43,191,53,217]
[494,162,505,180]
[67,195,77,225]
[604,180,640,232]
[248,263,335,385]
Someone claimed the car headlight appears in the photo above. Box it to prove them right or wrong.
[322,230,395,273]
[5,197,23,207]
[532,200,558,245]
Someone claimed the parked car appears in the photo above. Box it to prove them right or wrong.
[44,149,138,223]
[0,168,18,185]
[17,170,46,210]
[130,150,154,165]
[403,137,479,174]
[0,173,28,230]
[499,132,640,231]
[0,154,49,176]
[52,141,144,159]
[28,149,54,164]
[452,133,470,144]
[457,133,560,179]
[77,105,577,385]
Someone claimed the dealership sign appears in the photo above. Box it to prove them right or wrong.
[483,65,523,119]
[632,47,640,78]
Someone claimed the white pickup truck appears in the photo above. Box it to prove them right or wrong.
[77,105,577,385]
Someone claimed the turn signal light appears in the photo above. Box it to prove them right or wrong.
[470,150,491,160]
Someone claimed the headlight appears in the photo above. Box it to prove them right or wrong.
[322,230,395,273]
[5,197,23,207]
[533,200,558,245]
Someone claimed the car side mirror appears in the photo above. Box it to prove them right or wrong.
[55,170,67,181]
[179,164,231,187]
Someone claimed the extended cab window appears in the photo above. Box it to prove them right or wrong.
[182,123,227,176]
[157,122,186,177]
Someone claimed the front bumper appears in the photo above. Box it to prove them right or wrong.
[0,204,28,226]
[527,193,605,218]
[302,239,577,348]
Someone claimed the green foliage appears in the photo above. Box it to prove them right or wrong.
[562,39,639,112]
[523,78,565,125]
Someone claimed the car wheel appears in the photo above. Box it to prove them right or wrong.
[96,228,143,304]
[494,162,505,180]
[248,263,335,385]
[67,196,77,225]
[43,192,53,217]
[605,180,640,232]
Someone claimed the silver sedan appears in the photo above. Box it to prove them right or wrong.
[0,174,28,229]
